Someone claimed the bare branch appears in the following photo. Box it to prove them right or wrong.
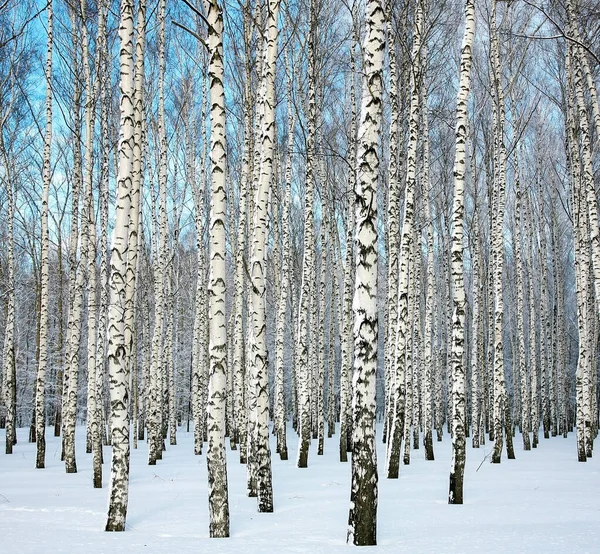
[171,19,208,48]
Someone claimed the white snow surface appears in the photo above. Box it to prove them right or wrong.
[1,425,599,553]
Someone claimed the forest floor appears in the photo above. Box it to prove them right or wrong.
[1,424,598,553]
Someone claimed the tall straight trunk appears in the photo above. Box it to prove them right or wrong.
[470,208,483,448]
[384,3,401,446]
[525,189,539,448]
[203,0,230,537]
[327,236,339,439]
[93,1,110,486]
[231,6,252,464]
[105,0,135,530]
[81,0,105,458]
[386,0,423,480]
[340,22,358,463]
[489,0,509,464]
[35,0,53,470]
[403,230,417,466]
[63,4,89,474]
[514,151,530,451]
[191,75,208,456]
[296,0,318,469]
[249,0,279,513]
[422,94,435,460]
[1,131,16,454]
[274,50,294,461]
[448,0,474,505]
[566,42,590,461]
[538,189,551,441]
[346,0,385,546]
[123,0,145,454]
[129,0,146,452]
[148,0,168,465]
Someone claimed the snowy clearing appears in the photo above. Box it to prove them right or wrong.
[1,426,599,553]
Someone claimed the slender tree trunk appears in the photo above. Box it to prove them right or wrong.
[105,0,135,530]
[448,0,474,505]
[1,127,16,454]
[296,0,318,469]
[340,21,358,463]
[148,0,168,465]
[274,50,294,462]
[35,0,54,470]
[346,0,385,546]
[489,0,509,464]
[203,0,230,537]
[249,0,279,512]
[386,0,423,480]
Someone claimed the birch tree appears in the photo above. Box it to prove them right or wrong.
[248,0,279,513]
[34,0,53,470]
[347,0,385,545]
[386,0,423,480]
[1,120,16,455]
[203,0,230,537]
[105,0,135,531]
[448,0,474,506]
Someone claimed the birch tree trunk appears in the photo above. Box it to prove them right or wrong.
[249,0,279,513]
[274,50,294,461]
[105,0,135,530]
[296,0,318,469]
[148,0,168,465]
[340,22,358,463]
[346,0,385,546]
[93,1,110,485]
[35,0,53,470]
[514,151,531,451]
[63,3,91,473]
[423,101,435,460]
[203,0,230,537]
[489,0,509,464]
[448,0,474,505]
[1,127,16,454]
[384,2,400,447]
[231,10,250,463]
[386,0,423,480]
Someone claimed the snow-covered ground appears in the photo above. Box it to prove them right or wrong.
[1,425,598,553]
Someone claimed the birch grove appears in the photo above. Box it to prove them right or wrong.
[0,0,599,541]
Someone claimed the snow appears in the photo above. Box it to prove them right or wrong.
[1,426,599,553]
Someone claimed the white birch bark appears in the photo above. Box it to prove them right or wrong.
[384,5,400,446]
[448,0,474,504]
[1,121,16,454]
[514,151,530,451]
[191,77,208,456]
[35,0,53,469]
[489,0,509,464]
[203,0,230,536]
[148,0,168,465]
[231,4,253,463]
[63,5,89,473]
[105,0,135,530]
[93,4,110,485]
[525,189,539,448]
[317,213,328,455]
[347,0,385,546]
[385,0,423,480]
[566,42,590,461]
[81,0,105,458]
[340,24,358,463]
[296,0,318,469]
[274,50,294,461]
[423,101,435,460]
[249,0,279,512]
